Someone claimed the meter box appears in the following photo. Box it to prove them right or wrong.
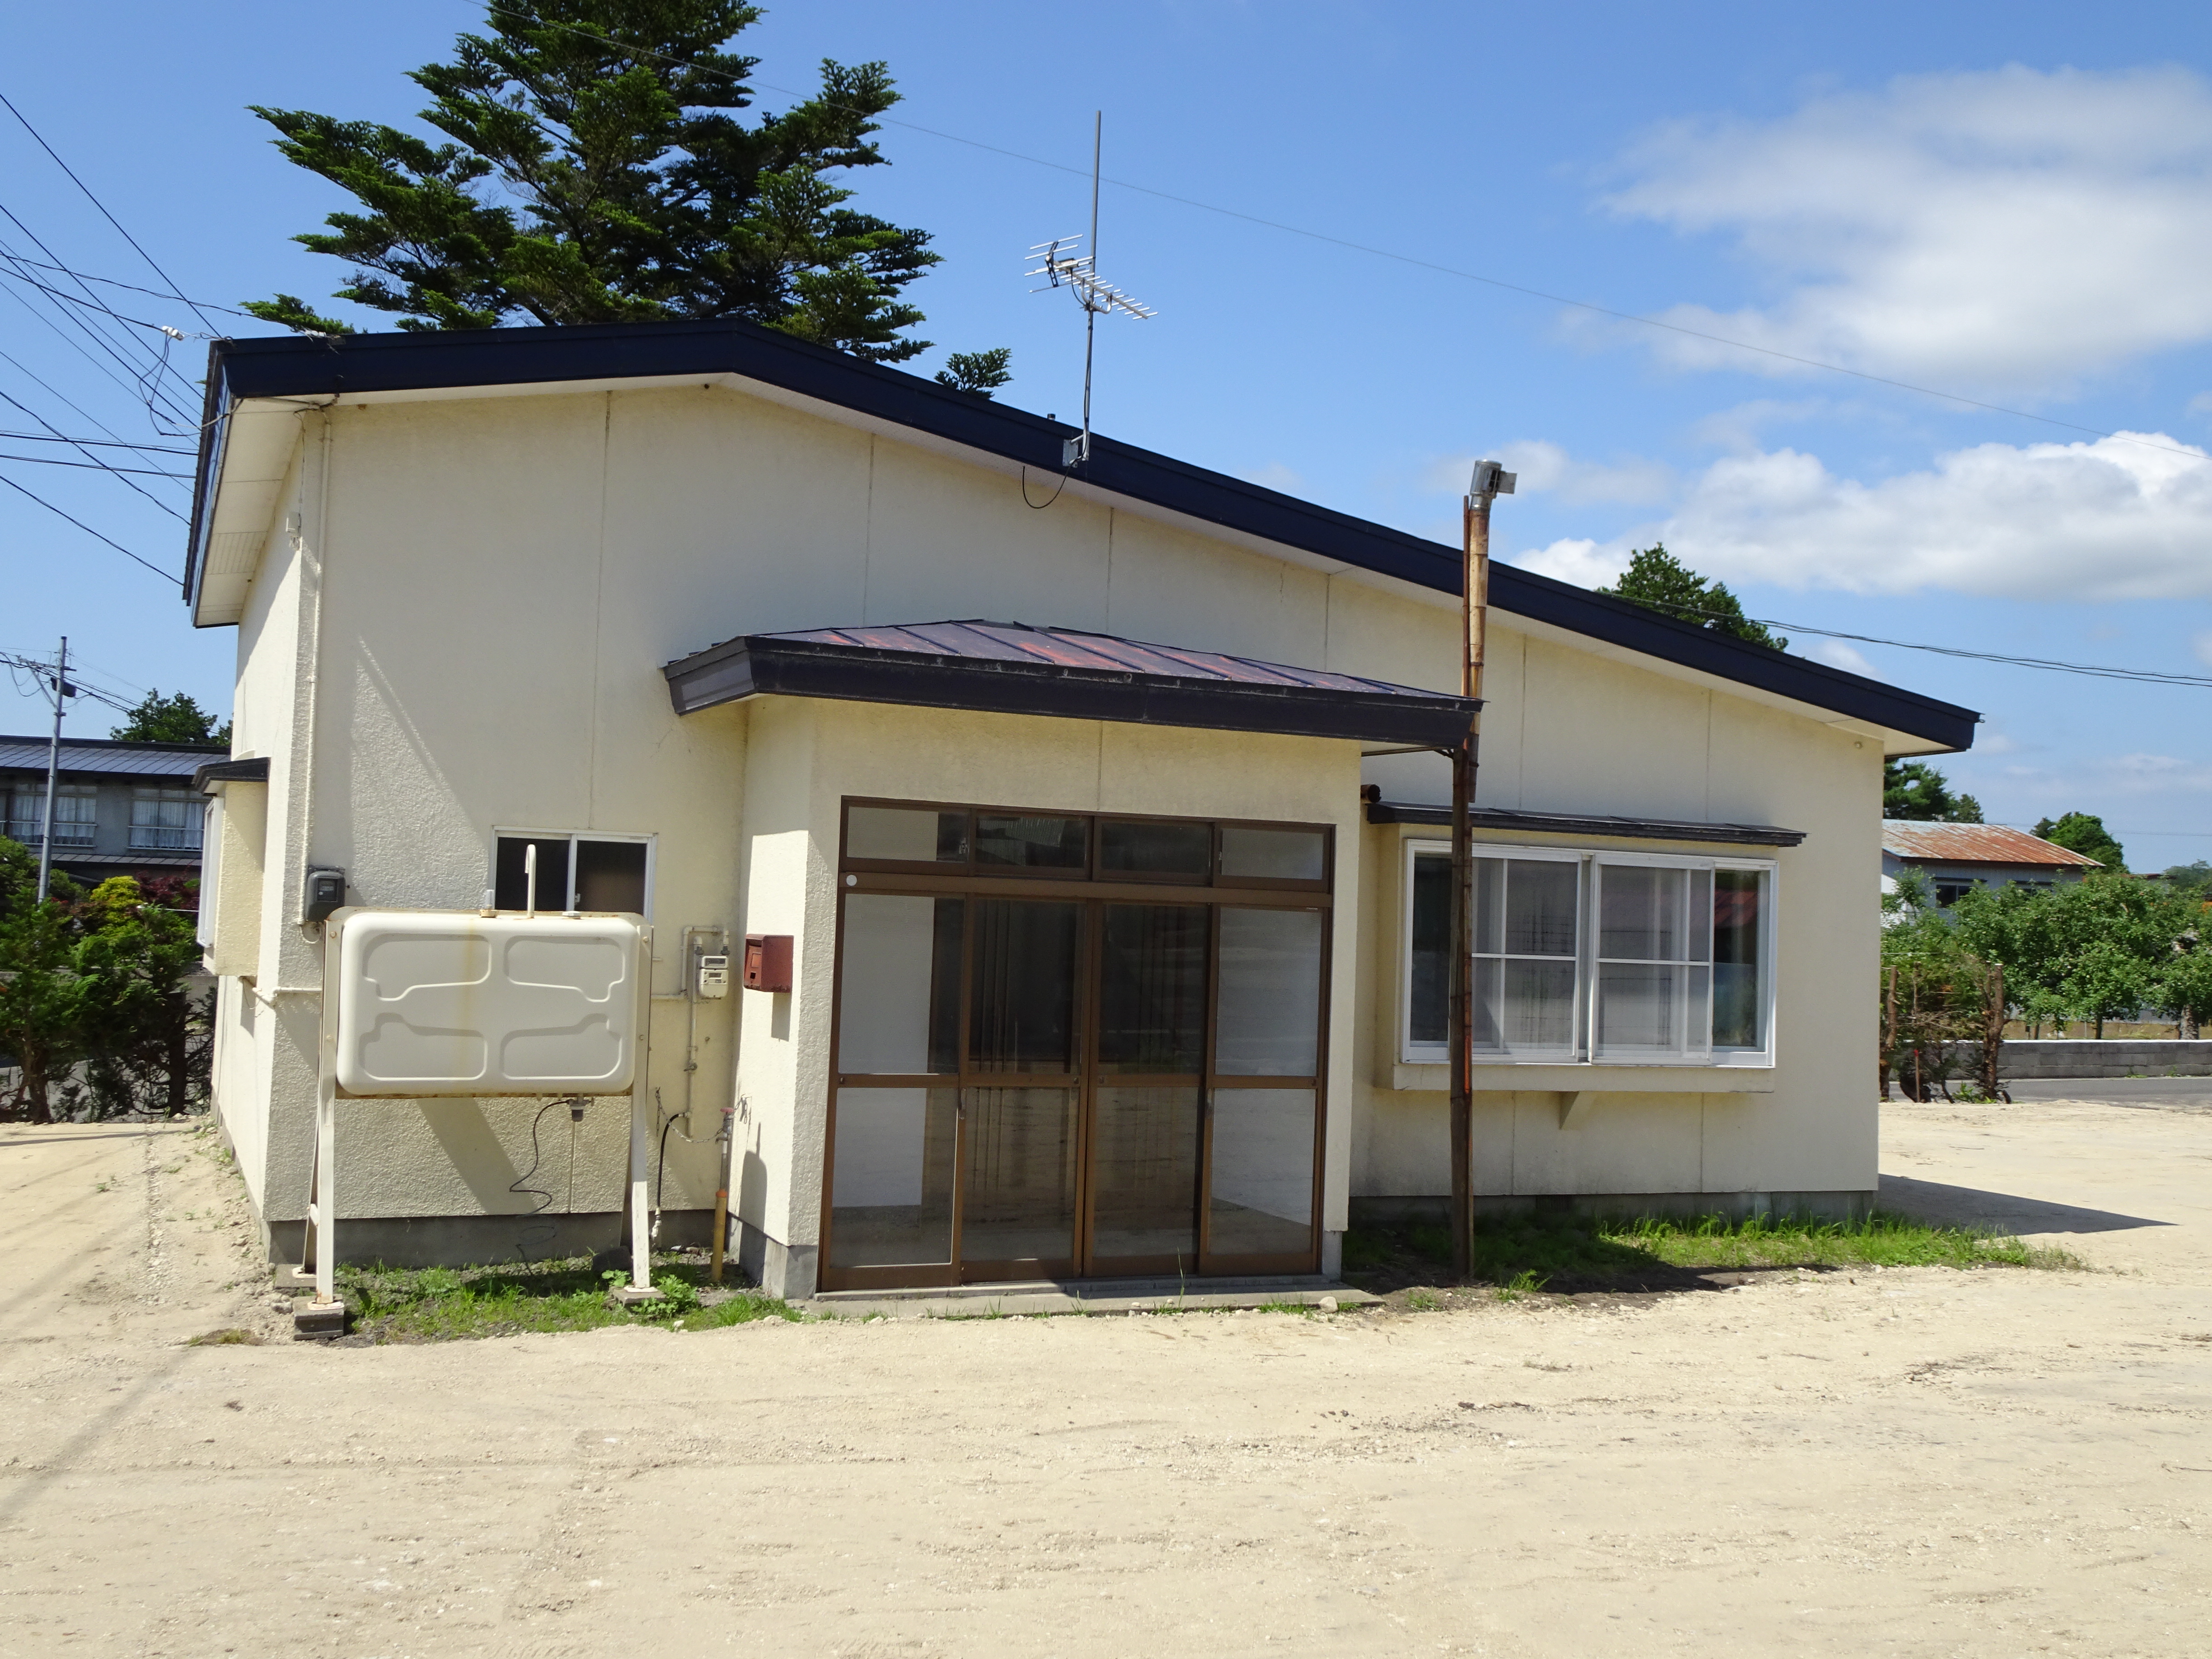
[743,933,793,993]
[333,910,645,1096]
[696,953,731,998]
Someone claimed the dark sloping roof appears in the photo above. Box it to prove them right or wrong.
[194,755,270,794]
[192,317,1979,750]
[0,736,226,780]
[1882,820,2100,867]
[664,619,1481,748]
[1367,801,1806,847]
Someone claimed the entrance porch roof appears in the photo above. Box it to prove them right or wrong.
[662,619,1481,749]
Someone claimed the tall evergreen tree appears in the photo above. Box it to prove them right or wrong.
[110,690,230,748]
[1597,544,1787,651]
[244,0,1001,377]
[2033,811,2126,872]
[1884,758,1982,823]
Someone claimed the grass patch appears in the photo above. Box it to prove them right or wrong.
[336,1254,802,1343]
[1344,1209,2080,1297]
[187,1327,261,1346]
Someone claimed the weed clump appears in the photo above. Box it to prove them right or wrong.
[336,1254,800,1343]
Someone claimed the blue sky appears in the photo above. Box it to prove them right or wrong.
[5,1,2211,869]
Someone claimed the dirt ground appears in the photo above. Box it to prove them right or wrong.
[2,1099,2207,1659]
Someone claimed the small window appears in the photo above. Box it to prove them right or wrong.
[1933,879,1978,908]
[493,832,652,914]
[1219,825,1326,883]
[1098,818,1212,879]
[846,805,968,864]
[973,813,1087,871]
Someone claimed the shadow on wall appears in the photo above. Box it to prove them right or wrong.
[1877,1174,2172,1237]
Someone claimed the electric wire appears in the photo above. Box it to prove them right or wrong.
[0,649,136,714]
[1637,596,2212,689]
[0,89,227,335]
[0,450,190,476]
[0,431,195,454]
[0,253,261,319]
[508,1099,566,1264]
[478,2,2210,468]
[0,471,181,581]
[0,215,202,422]
[0,384,189,520]
[0,251,200,430]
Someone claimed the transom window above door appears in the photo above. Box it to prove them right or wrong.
[842,800,1330,890]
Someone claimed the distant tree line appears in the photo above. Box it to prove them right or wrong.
[1881,866,2212,1099]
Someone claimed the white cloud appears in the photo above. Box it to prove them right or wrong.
[1603,66,2212,390]
[1805,639,1878,678]
[1506,430,2212,600]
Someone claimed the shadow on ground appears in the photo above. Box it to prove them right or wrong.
[1878,1174,2172,1237]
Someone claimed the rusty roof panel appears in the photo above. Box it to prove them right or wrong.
[1881,821,2101,867]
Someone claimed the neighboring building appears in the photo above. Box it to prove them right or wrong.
[1881,821,2099,908]
[182,317,1978,1295]
[0,735,224,888]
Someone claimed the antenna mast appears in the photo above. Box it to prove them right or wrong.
[1026,111,1155,471]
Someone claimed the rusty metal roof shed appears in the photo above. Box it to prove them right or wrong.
[1881,821,2100,867]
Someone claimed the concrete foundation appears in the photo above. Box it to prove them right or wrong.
[1350,1189,1877,1228]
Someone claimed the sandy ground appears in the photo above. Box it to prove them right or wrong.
[2,1100,2207,1659]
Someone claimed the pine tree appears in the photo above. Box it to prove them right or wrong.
[1884,759,1982,823]
[110,690,230,748]
[1597,544,1786,651]
[244,0,1003,378]
[2033,812,2126,872]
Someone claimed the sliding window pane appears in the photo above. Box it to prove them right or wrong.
[837,895,963,1074]
[1098,818,1212,878]
[1504,959,1578,1049]
[1597,963,1677,1050]
[1092,1086,1200,1260]
[1214,907,1323,1076]
[1097,904,1209,1074]
[1598,864,1684,961]
[574,839,647,913]
[1713,870,1764,1049]
[1208,1088,1316,1259]
[1408,853,1452,1045]
[969,900,1080,1073]
[961,1087,1078,1263]
[1219,825,1325,882]
[828,1087,957,1267]
[974,813,1087,870]
[1505,859,1578,956]
[494,836,572,911]
[846,806,968,863]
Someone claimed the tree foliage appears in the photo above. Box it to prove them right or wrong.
[1883,758,1982,823]
[1950,873,2192,1038]
[244,0,1003,380]
[1597,544,1787,650]
[110,689,231,748]
[2034,811,2126,872]
[1880,872,2004,1099]
[0,844,208,1123]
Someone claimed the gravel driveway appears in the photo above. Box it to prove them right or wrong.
[2,1099,2206,1657]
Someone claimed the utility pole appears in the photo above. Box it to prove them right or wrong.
[35,636,70,903]
[1448,464,1512,1283]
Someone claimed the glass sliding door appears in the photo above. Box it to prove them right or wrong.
[1088,904,1209,1271]
[821,802,1331,1289]
[1204,906,1326,1272]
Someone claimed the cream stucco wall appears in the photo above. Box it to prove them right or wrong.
[203,375,1889,1275]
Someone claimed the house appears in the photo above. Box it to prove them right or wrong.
[1881,821,2099,908]
[182,316,1978,1297]
[0,735,224,889]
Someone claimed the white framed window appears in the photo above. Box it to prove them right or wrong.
[130,788,203,850]
[1400,840,1777,1069]
[491,829,655,915]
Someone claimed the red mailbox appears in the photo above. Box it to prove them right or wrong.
[743,933,793,993]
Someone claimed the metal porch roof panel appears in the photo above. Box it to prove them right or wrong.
[1881,820,2101,867]
[663,619,1481,749]
[0,737,226,780]
[772,621,1432,696]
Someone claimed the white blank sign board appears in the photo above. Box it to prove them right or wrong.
[334,911,644,1096]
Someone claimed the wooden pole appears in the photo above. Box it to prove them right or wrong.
[1448,487,1493,1283]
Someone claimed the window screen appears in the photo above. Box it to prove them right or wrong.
[494,834,650,914]
[1471,855,1582,1058]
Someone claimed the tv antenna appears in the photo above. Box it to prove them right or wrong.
[1026,111,1155,471]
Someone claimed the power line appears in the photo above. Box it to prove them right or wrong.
[0,384,188,520]
[0,470,181,582]
[474,2,2211,469]
[0,239,201,428]
[0,648,137,716]
[0,253,261,320]
[0,430,195,454]
[0,450,190,476]
[0,89,225,335]
[1626,595,2212,689]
